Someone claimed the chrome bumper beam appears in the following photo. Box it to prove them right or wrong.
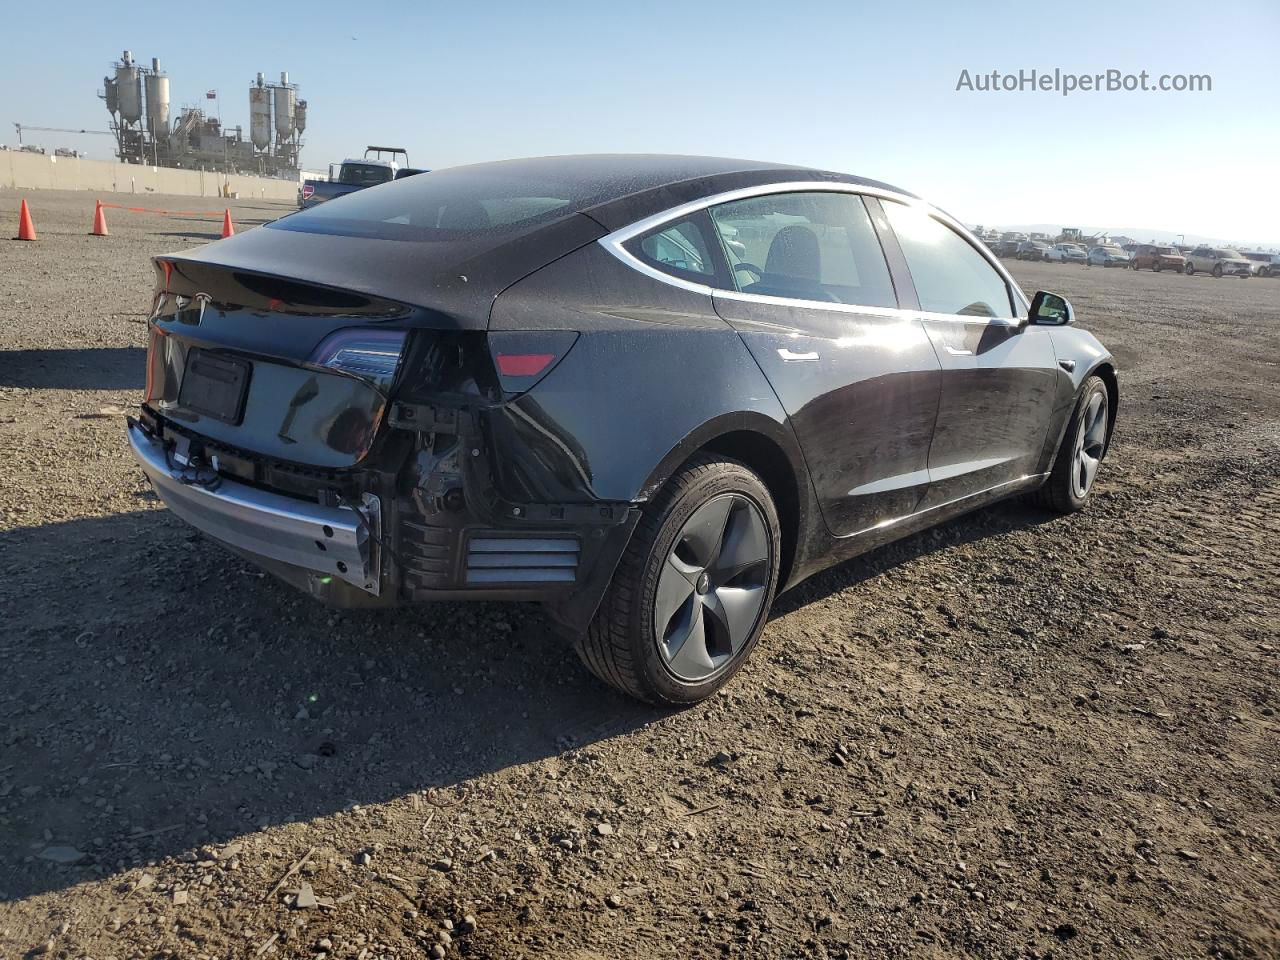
[127,421,381,595]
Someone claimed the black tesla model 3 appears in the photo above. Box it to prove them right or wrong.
[128,155,1117,704]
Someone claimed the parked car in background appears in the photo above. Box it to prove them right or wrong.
[1088,245,1130,267]
[993,239,1020,258]
[1047,242,1088,264]
[126,154,1116,704]
[1184,247,1252,278]
[1016,240,1051,261]
[1129,244,1186,273]
[1242,252,1280,277]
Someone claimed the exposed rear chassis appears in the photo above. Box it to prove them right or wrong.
[126,408,642,632]
[128,419,382,594]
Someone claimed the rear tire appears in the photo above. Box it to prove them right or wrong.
[576,455,781,705]
[1212,264,1223,278]
[1185,263,1195,275]
[1034,376,1110,514]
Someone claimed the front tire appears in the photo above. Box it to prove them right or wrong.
[1034,376,1110,514]
[1212,264,1223,278]
[577,455,781,704]
[1185,263,1195,275]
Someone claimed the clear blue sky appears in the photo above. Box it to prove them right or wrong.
[5,0,1278,244]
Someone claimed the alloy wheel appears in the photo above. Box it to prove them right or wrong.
[654,493,771,682]
[1071,391,1109,500]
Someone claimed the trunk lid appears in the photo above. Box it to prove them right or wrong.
[144,209,603,469]
[165,210,605,331]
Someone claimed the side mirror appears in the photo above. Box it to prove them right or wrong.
[1029,290,1075,326]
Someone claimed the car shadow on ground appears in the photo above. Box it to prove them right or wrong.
[152,230,224,241]
[0,494,1058,901]
[772,497,1057,616]
[0,347,146,390]
[0,507,659,901]
[162,215,278,227]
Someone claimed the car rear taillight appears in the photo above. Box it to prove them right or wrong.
[308,328,407,390]
[487,331,579,396]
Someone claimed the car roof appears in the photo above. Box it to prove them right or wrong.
[432,154,919,230]
[449,152,910,193]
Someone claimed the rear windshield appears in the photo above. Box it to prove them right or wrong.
[271,166,607,242]
[339,163,395,185]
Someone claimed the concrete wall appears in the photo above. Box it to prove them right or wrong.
[0,150,297,201]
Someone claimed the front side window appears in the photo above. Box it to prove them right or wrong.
[707,192,896,308]
[881,202,1013,318]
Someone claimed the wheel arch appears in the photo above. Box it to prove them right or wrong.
[638,413,811,591]
[1089,360,1119,456]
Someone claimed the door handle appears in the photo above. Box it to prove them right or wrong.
[777,348,819,362]
[945,345,973,356]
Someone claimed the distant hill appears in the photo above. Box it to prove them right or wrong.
[984,223,1279,252]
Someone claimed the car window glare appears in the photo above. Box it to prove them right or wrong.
[271,168,594,241]
[882,203,1013,319]
[707,192,896,309]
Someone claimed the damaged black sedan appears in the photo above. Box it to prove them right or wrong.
[128,154,1117,704]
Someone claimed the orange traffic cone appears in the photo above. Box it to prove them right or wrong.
[91,200,109,237]
[220,209,235,238]
[16,198,37,241]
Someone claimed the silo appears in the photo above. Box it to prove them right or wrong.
[116,51,143,124]
[273,73,295,140]
[249,73,271,151]
[103,76,119,116]
[145,58,170,139]
[295,99,307,134]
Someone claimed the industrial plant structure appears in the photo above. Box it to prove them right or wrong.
[100,51,305,179]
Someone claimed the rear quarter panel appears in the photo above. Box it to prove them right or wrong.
[488,243,807,505]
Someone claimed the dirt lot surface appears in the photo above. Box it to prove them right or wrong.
[1,189,1278,960]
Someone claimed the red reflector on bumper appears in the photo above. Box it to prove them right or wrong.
[496,353,555,377]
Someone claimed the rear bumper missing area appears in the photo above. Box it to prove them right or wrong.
[127,420,381,595]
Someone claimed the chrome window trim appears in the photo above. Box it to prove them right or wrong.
[597,180,1029,327]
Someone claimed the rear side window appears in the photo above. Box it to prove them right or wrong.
[881,202,1013,318]
[636,218,716,277]
[707,192,896,308]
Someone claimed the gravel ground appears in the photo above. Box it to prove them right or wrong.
[1,189,1278,960]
